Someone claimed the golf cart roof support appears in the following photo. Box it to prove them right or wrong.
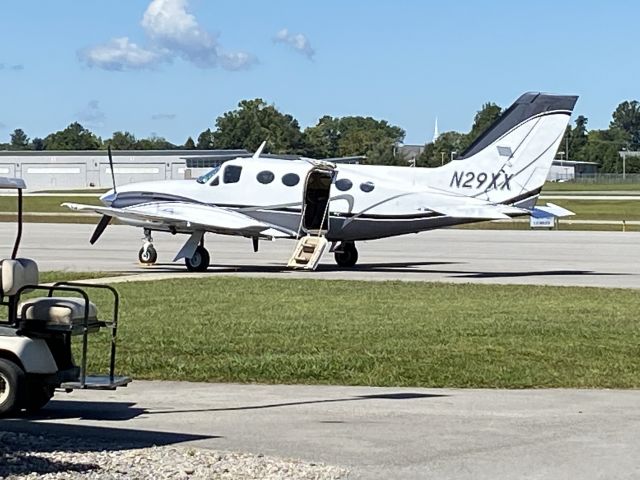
[0,177,26,259]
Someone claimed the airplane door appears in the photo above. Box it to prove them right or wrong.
[302,168,334,234]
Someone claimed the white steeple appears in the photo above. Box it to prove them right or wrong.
[432,117,439,142]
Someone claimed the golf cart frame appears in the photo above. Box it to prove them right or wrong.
[0,177,130,415]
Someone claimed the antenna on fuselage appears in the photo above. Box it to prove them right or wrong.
[252,140,267,160]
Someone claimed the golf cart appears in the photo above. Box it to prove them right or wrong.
[0,177,130,415]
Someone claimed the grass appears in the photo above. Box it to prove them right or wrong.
[54,276,640,389]
[0,196,101,213]
[543,182,640,192]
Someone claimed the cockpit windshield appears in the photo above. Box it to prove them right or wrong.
[196,165,221,184]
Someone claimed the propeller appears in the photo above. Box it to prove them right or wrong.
[89,145,116,244]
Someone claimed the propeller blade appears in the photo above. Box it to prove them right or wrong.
[108,145,117,194]
[90,214,112,244]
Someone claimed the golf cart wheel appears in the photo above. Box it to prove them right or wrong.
[334,243,359,268]
[138,245,158,265]
[23,378,55,413]
[185,246,210,272]
[0,358,25,416]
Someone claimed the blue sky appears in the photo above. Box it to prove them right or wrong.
[0,0,637,146]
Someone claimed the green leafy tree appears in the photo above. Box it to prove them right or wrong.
[210,99,304,153]
[303,115,405,164]
[417,131,468,167]
[568,115,588,160]
[184,136,196,149]
[466,102,502,146]
[196,128,214,149]
[106,131,137,150]
[31,137,45,151]
[43,122,102,150]
[582,129,628,173]
[135,135,175,150]
[10,128,29,150]
[610,100,640,148]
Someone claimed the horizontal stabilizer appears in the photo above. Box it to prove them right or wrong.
[530,202,575,218]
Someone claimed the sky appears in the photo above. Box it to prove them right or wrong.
[1,0,638,146]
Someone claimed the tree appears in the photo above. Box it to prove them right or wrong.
[106,131,137,150]
[10,128,29,150]
[303,115,405,164]
[210,99,304,153]
[135,135,175,150]
[43,122,101,150]
[568,115,588,161]
[610,100,640,148]
[196,128,214,149]
[466,102,502,146]
[31,137,45,151]
[417,131,468,167]
[184,136,196,149]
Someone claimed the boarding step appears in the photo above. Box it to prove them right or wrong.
[61,375,131,391]
[287,235,328,270]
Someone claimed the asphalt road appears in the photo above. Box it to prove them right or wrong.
[1,223,639,288]
[4,382,640,479]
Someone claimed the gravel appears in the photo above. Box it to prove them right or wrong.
[0,431,348,479]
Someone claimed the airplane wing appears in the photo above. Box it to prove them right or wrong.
[62,201,296,239]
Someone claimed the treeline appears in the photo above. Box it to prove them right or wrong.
[2,97,639,172]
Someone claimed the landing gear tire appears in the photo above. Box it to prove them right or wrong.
[23,378,54,413]
[0,358,25,416]
[334,242,358,268]
[138,245,158,265]
[185,245,210,272]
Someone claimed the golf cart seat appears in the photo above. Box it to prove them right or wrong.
[0,258,101,333]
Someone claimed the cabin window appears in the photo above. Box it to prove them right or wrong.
[360,181,375,192]
[335,179,353,191]
[223,165,243,184]
[282,173,300,187]
[257,170,275,184]
[210,176,220,186]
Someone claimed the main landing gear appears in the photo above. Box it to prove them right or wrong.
[185,245,210,272]
[334,242,359,268]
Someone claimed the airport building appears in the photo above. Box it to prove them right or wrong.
[0,150,246,190]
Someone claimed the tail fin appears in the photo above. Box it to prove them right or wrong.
[433,92,578,207]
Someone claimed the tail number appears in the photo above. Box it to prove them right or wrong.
[450,171,513,190]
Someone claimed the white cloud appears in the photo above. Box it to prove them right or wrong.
[0,121,6,130]
[79,0,256,71]
[78,37,166,71]
[76,100,106,128]
[273,28,315,59]
[0,63,24,71]
[151,113,177,120]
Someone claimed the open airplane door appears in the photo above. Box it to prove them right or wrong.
[288,162,336,270]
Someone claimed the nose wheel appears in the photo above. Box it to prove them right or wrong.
[185,245,210,272]
[138,229,157,265]
[334,242,358,268]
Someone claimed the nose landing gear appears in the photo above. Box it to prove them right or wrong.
[138,229,157,265]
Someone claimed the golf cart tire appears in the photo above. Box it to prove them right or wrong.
[138,245,158,265]
[23,377,55,413]
[0,358,25,416]
[185,246,210,272]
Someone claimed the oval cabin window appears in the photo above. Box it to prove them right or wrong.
[282,173,300,187]
[257,170,275,184]
[335,179,353,191]
[360,181,375,193]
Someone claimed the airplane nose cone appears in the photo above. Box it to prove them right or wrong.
[100,189,117,206]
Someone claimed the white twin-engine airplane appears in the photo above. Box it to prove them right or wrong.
[64,92,577,272]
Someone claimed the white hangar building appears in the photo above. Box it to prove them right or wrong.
[0,150,246,190]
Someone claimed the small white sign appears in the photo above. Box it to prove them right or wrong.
[530,216,555,229]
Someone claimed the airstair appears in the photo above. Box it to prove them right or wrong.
[287,235,329,270]
[287,166,334,270]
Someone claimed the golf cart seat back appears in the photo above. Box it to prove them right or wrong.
[0,258,38,296]
[0,258,99,331]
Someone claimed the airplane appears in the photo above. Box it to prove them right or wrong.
[64,92,578,272]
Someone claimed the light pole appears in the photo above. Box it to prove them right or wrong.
[441,152,445,166]
[450,151,457,162]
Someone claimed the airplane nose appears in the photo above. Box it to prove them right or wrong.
[100,189,117,206]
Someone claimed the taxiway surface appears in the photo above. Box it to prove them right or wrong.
[1,223,639,288]
[5,381,640,479]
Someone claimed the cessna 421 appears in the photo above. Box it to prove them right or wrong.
[64,92,577,271]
